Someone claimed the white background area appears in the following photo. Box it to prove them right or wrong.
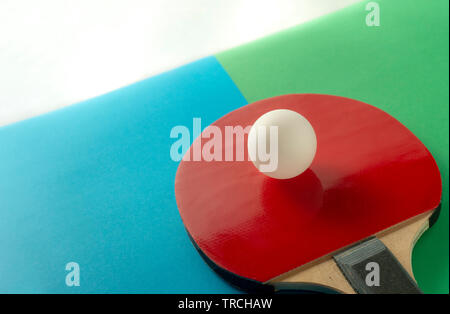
[0,0,360,127]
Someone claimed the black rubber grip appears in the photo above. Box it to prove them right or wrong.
[333,237,422,294]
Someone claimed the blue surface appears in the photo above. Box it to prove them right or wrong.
[0,57,247,293]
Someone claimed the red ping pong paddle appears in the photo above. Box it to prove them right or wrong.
[175,94,442,294]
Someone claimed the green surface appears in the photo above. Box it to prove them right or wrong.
[217,0,449,293]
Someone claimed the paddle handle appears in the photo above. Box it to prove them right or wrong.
[332,237,421,294]
[272,208,440,294]
[274,236,422,294]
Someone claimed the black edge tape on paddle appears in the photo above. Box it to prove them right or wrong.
[185,230,335,294]
[429,203,442,228]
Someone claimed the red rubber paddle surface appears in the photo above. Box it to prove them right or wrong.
[175,94,441,283]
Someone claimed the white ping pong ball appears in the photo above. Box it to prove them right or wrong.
[247,109,317,179]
